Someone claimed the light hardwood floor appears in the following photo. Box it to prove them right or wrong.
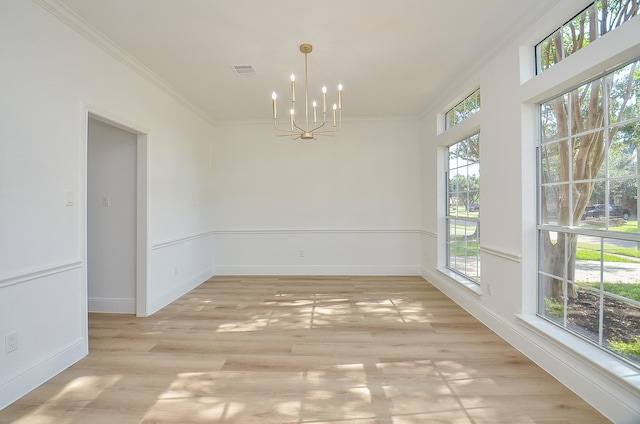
[1,276,609,423]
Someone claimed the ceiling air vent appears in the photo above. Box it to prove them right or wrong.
[232,65,256,77]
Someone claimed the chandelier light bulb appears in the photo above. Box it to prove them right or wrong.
[272,91,277,119]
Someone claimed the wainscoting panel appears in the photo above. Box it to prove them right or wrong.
[150,232,216,314]
[211,229,421,276]
[0,263,87,409]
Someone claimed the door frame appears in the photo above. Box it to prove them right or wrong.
[85,109,150,317]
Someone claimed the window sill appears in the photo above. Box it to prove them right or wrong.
[516,314,640,394]
[435,267,482,296]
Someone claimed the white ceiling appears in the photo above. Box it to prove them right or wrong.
[57,0,557,122]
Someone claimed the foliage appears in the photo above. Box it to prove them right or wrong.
[448,174,480,207]
[608,337,640,358]
[448,240,480,257]
[445,89,480,128]
[545,297,565,317]
[538,0,640,72]
[582,220,640,233]
[539,1,639,300]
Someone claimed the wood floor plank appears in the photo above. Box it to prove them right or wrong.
[0,276,609,423]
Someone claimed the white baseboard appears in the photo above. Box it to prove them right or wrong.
[149,268,215,315]
[212,265,421,276]
[88,297,136,314]
[0,338,87,410]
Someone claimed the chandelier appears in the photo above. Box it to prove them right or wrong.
[271,44,342,140]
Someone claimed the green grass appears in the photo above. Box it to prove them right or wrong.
[582,220,640,233]
[576,242,640,263]
[449,241,480,256]
[611,220,640,233]
[608,338,640,359]
[575,249,631,262]
[581,282,640,302]
[544,297,564,317]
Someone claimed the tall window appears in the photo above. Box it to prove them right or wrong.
[536,0,639,74]
[537,59,640,367]
[447,133,480,283]
[445,89,481,129]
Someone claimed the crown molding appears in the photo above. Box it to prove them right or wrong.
[33,0,215,125]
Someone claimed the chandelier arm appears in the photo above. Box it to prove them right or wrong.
[313,118,342,134]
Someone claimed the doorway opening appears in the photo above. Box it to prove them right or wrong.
[86,112,148,317]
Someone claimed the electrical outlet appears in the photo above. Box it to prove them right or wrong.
[299,250,305,257]
[5,333,17,354]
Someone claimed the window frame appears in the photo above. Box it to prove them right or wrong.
[536,58,640,369]
[535,0,639,74]
[446,132,481,285]
[444,89,481,130]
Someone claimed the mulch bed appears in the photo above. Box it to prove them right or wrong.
[565,291,640,343]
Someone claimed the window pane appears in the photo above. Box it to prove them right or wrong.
[567,284,601,343]
[541,141,563,184]
[610,62,640,124]
[446,132,480,285]
[603,238,640,286]
[539,231,569,325]
[541,185,561,225]
[573,131,605,182]
[576,79,604,132]
[541,101,561,143]
[535,2,639,74]
[604,296,640,363]
[445,89,480,129]
[599,0,640,34]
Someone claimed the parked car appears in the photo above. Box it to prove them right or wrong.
[468,204,480,212]
[582,204,630,220]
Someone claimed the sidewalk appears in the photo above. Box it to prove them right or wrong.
[575,260,640,284]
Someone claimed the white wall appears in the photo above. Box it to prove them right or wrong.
[210,118,422,275]
[420,1,640,422]
[0,0,216,408]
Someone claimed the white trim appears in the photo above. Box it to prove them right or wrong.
[0,261,82,289]
[434,267,482,296]
[152,231,216,250]
[0,338,86,410]
[421,230,437,238]
[480,245,522,263]
[149,268,214,315]
[84,109,150,317]
[516,315,640,393]
[34,0,213,125]
[213,228,420,235]
[88,297,136,314]
[154,229,420,249]
[213,265,421,276]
